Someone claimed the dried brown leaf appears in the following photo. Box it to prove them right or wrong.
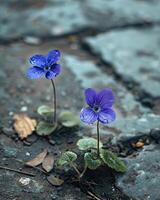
[135,141,145,148]
[13,114,37,139]
[47,175,64,186]
[42,154,54,172]
[26,149,48,167]
[132,141,145,148]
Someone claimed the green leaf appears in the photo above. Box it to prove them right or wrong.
[100,149,127,172]
[57,151,77,167]
[77,137,103,151]
[59,111,80,127]
[37,105,54,116]
[36,121,57,136]
[84,152,101,170]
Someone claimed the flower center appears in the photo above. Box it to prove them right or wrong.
[44,66,51,71]
[93,105,100,112]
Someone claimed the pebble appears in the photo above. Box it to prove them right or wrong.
[24,36,41,45]
[20,106,28,112]
[150,128,160,141]
[26,134,38,144]
[26,152,31,156]
[48,139,56,146]
[19,177,31,186]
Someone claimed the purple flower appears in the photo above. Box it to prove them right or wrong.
[27,50,61,80]
[80,88,116,124]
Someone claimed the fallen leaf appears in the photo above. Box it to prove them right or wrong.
[26,149,48,167]
[13,114,37,140]
[47,175,64,186]
[42,154,54,172]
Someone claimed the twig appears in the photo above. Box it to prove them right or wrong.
[14,158,48,174]
[0,165,35,177]
[87,191,103,200]
[71,163,81,177]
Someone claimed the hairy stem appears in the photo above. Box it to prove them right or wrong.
[51,79,57,124]
[97,120,100,157]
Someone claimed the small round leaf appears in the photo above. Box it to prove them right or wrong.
[77,137,103,151]
[100,149,127,172]
[84,152,101,170]
[36,121,57,136]
[59,111,80,127]
[37,105,54,116]
[57,151,77,167]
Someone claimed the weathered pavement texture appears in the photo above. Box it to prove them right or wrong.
[0,1,160,200]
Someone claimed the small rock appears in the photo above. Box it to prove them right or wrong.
[23,140,32,146]
[19,177,31,186]
[20,106,28,112]
[150,128,160,141]
[26,134,38,144]
[48,139,56,146]
[2,127,14,136]
[26,152,30,156]
[9,112,14,116]
[67,138,74,144]
[24,36,41,45]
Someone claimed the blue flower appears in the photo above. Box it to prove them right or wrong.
[27,50,61,80]
[80,88,116,124]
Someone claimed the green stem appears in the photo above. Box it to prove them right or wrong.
[51,79,57,124]
[97,120,100,157]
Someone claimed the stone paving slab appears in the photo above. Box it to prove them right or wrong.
[85,27,160,98]
[116,145,160,200]
[0,0,89,40]
[1,0,160,40]
[83,0,160,29]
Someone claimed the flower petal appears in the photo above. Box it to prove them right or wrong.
[47,50,61,66]
[85,88,97,107]
[96,89,115,109]
[29,55,46,68]
[50,64,61,77]
[80,107,97,124]
[98,108,116,124]
[27,66,45,79]
[45,71,56,79]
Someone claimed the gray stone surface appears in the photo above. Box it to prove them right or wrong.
[0,0,89,40]
[63,54,149,116]
[83,0,160,29]
[111,113,160,141]
[1,0,160,40]
[116,145,160,200]
[63,55,160,141]
[85,27,160,98]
